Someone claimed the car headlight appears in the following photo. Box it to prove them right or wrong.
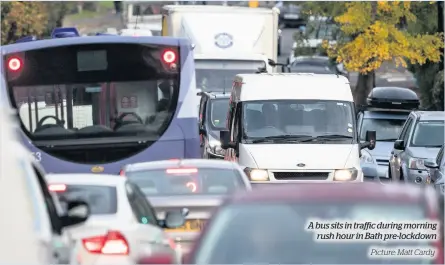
[360,150,375,164]
[333,168,358,181]
[408,158,427,170]
[244,168,269,181]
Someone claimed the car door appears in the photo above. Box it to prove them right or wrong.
[432,145,445,182]
[391,117,414,180]
[125,182,171,255]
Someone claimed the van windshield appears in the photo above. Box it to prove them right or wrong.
[242,100,355,142]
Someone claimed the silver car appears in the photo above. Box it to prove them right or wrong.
[120,159,252,254]
[425,144,445,195]
[389,111,444,184]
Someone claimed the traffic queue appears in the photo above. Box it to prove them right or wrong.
[0,3,444,265]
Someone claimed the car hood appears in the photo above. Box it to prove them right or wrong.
[409,147,441,160]
[369,141,394,159]
[243,144,355,169]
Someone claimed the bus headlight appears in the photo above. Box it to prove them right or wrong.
[334,168,358,181]
[244,168,269,181]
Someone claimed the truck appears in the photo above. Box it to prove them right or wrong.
[161,5,279,97]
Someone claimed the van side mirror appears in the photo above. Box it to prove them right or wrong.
[220,130,230,149]
[360,130,376,150]
[393,140,405,151]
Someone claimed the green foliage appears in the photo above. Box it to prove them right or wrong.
[1,2,48,45]
[432,70,444,110]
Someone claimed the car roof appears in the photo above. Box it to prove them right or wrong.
[413,111,445,121]
[46,173,126,186]
[228,183,433,205]
[234,73,351,102]
[125,159,237,172]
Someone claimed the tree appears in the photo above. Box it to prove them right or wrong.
[322,2,444,106]
[1,2,48,45]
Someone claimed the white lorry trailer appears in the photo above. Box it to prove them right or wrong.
[161,5,279,95]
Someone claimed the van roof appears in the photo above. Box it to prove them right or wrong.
[234,73,352,102]
[162,5,276,14]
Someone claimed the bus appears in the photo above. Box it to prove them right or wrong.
[1,28,200,174]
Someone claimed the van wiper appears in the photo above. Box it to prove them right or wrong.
[299,134,354,142]
[251,134,313,143]
[378,138,398,141]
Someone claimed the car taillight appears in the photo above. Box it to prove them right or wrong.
[168,238,176,249]
[82,230,129,255]
[166,168,198,174]
[48,184,67,192]
[119,169,125,176]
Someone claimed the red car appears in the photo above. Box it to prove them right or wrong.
[141,183,444,264]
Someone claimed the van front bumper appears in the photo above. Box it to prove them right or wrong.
[250,169,364,183]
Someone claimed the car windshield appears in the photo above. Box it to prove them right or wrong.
[242,100,355,141]
[8,43,179,141]
[210,98,229,130]
[360,118,407,141]
[194,203,431,264]
[195,59,265,93]
[306,23,338,40]
[411,121,445,147]
[53,185,117,215]
[126,168,246,196]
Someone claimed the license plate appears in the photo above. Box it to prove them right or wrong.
[284,14,299,19]
[164,219,205,232]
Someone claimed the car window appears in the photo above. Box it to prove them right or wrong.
[54,185,118,215]
[359,118,406,141]
[127,168,246,196]
[398,117,413,142]
[34,166,63,234]
[126,182,157,225]
[133,184,158,225]
[410,121,444,147]
[209,98,229,130]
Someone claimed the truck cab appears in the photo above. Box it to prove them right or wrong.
[357,87,420,181]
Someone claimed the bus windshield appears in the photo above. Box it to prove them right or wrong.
[5,43,180,142]
[195,59,265,93]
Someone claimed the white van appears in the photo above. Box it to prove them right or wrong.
[0,107,90,263]
[220,73,376,183]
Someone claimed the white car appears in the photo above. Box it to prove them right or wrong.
[0,106,89,264]
[46,174,186,265]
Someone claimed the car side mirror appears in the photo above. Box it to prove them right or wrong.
[164,210,185,228]
[425,160,439,169]
[60,200,90,228]
[393,139,405,151]
[360,130,376,150]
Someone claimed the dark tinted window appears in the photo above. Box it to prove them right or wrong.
[209,98,229,130]
[55,185,118,214]
[127,168,245,196]
[360,118,406,141]
[194,203,429,264]
[411,121,444,147]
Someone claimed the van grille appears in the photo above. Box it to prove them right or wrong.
[273,172,329,180]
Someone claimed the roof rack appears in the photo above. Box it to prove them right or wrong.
[366,87,420,111]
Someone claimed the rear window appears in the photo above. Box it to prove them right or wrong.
[126,168,246,196]
[52,185,117,215]
[194,203,432,264]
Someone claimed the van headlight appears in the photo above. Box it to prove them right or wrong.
[408,158,426,170]
[334,168,358,181]
[360,150,376,164]
[244,168,269,181]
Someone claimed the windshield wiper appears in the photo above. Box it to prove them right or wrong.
[251,134,313,143]
[378,138,398,141]
[299,134,354,142]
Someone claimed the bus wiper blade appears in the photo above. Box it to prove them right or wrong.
[251,134,313,143]
[378,138,398,141]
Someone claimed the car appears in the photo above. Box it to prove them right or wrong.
[277,3,305,28]
[120,159,252,255]
[46,173,185,265]
[357,87,420,181]
[425,144,445,196]
[288,56,348,78]
[0,107,90,264]
[198,92,230,159]
[180,183,443,264]
[389,111,445,184]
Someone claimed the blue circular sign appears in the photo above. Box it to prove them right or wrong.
[214,33,233,48]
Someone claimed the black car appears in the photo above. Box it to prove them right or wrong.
[289,56,349,78]
[278,4,305,28]
[198,92,230,159]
